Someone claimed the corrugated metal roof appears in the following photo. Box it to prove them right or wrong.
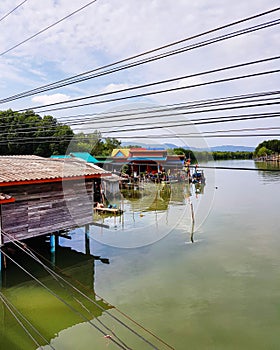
[0,155,109,184]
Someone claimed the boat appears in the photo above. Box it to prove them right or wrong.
[192,169,206,184]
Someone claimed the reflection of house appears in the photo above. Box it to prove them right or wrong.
[0,156,109,244]
[103,148,185,175]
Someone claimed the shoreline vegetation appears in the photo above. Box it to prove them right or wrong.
[170,147,253,161]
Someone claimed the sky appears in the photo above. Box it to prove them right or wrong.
[0,0,279,150]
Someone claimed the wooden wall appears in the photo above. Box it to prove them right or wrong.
[0,180,94,243]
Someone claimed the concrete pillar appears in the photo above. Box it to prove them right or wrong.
[50,233,56,266]
[0,206,2,274]
[50,234,56,253]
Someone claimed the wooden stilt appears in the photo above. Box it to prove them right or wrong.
[85,224,90,255]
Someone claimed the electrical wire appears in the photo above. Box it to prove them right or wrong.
[1,230,170,350]
[1,109,280,138]
[198,165,280,172]
[0,111,279,145]
[17,55,280,112]
[0,0,98,57]
[1,95,280,136]
[0,291,55,349]
[1,89,279,131]
[0,292,46,350]
[60,89,280,120]
[1,6,279,103]
[0,249,131,350]
[0,0,28,23]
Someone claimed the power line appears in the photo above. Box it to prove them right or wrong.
[0,249,131,350]
[1,230,170,350]
[199,165,280,172]
[56,89,280,122]
[72,107,280,131]
[102,110,280,135]
[1,106,280,135]
[1,6,279,103]
[1,121,280,145]
[0,109,280,141]
[0,0,98,57]
[0,0,28,23]
[1,89,279,128]
[21,68,280,114]
[1,93,279,134]
[0,291,55,349]
[0,292,48,350]
[19,54,280,111]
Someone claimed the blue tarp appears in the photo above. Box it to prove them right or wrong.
[70,152,99,163]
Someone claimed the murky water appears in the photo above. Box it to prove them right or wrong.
[1,160,280,349]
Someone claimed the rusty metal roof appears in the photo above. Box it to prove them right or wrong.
[0,155,110,185]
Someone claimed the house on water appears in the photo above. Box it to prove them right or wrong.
[0,155,110,248]
[103,148,185,176]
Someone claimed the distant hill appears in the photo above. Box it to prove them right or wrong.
[121,141,254,152]
[210,145,254,152]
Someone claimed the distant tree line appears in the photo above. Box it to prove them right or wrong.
[0,109,121,157]
[171,147,253,162]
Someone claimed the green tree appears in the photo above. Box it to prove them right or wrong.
[254,139,280,157]
[0,109,74,157]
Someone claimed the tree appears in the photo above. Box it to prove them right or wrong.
[70,131,121,156]
[0,109,74,157]
[254,139,280,157]
[102,137,121,156]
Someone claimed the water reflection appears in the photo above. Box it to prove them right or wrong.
[255,161,280,183]
[93,181,205,247]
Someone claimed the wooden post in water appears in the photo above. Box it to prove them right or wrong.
[85,224,90,255]
[190,201,195,243]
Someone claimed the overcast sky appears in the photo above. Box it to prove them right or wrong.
[0,0,279,149]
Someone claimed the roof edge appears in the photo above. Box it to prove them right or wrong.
[0,174,111,187]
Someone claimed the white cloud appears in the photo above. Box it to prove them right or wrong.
[31,93,71,105]
[101,83,131,94]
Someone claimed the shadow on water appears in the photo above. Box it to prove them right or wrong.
[0,236,112,350]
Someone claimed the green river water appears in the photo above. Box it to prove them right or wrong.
[0,160,280,350]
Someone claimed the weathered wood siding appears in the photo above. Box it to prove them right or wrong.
[1,180,94,243]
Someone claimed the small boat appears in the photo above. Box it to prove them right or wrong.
[192,169,206,184]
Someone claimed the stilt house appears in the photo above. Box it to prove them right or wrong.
[0,155,110,244]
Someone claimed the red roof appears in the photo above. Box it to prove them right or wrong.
[0,155,110,186]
